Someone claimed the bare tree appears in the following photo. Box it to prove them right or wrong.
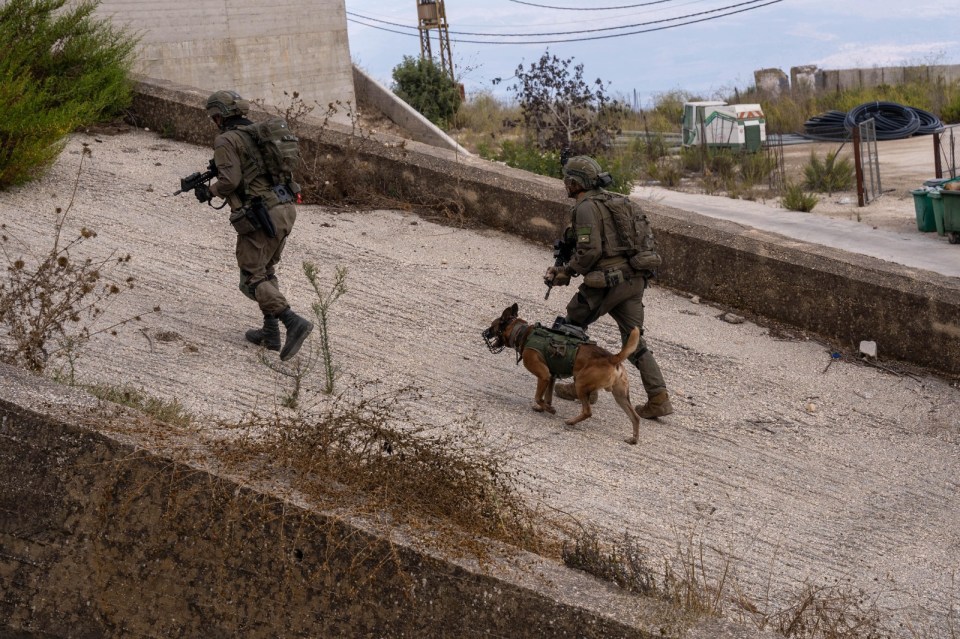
[497,50,624,156]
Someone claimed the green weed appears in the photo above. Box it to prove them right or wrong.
[782,182,819,212]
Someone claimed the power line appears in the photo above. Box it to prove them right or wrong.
[507,0,681,9]
[351,0,716,29]
[361,0,774,37]
[346,0,782,43]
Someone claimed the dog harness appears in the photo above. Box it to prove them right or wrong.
[512,324,592,379]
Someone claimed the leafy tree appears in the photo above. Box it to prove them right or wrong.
[0,0,137,189]
[391,56,461,128]
[497,50,624,156]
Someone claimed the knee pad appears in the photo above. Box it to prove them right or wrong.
[238,270,260,301]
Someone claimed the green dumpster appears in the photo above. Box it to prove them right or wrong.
[939,189,960,244]
[930,191,945,236]
[911,189,937,232]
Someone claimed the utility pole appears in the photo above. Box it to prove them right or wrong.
[416,0,454,82]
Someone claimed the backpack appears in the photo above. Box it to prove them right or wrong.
[237,117,301,193]
[590,192,662,271]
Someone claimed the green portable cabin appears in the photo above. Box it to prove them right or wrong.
[682,101,766,152]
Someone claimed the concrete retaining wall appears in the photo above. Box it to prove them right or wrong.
[0,364,771,639]
[353,65,470,155]
[95,0,356,122]
[130,78,960,375]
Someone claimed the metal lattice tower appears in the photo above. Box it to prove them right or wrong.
[416,0,454,82]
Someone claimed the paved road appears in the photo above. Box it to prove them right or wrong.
[1,129,958,636]
[633,186,960,278]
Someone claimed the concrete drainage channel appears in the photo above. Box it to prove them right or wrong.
[2,77,958,637]
[0,364,775,638]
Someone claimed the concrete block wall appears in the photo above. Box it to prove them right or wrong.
[806,64,960,93]
[94,0,356,121]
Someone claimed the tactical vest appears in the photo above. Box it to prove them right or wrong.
[588,191,662,270]
[524,326,592,378]
[222,129,286,209]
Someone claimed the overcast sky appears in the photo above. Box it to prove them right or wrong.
[344,0,960,108]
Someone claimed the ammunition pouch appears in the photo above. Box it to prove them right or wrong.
[628,250,662,271]
[229,206,260,235]
[584,268,625,288]
[229,197,278,239]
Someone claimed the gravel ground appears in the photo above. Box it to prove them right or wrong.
[2,128,959,636]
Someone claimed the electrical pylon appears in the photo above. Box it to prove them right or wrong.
[416,0,455,82]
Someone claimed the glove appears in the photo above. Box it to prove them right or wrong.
[194,183,213,203]
[544,266,571,287]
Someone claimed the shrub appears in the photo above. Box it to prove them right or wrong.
[739,151,779,187]
[803,150,853,194]
[782,182,818,212]
[941,93,960,124]
[391,55,461,128]
[649,157,683,187]
[480,138,562,178]
[0,0,136,188]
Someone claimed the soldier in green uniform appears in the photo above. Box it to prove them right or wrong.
[195,90,313,361]
[544,156,673,419]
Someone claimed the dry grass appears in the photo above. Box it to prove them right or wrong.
[210,384,555,559]
[0,144,157,378]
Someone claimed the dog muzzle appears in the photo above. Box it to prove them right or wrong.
[482,327,505,354]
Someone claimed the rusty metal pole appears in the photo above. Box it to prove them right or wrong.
[934,131,942,179]
[853,125,865,207]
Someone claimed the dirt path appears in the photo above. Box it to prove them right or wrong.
[2,129,959,636]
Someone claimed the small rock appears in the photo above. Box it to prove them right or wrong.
[859,340,878,358]
[721,312,745,324]
[690,295,700,304]
[806,402,818,413]
[837,197,852,205]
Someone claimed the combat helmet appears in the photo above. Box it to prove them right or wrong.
[206,90,250,119]
[562,155,604,190]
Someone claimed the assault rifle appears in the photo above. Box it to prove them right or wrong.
[174,159,220,204]
[544,235,575,300]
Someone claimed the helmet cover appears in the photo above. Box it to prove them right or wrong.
[562,155,602,190]
[206,90,250,118]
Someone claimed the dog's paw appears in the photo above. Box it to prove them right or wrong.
[624,437,638,445]
[532,404,545,412]
[544,404,556,414]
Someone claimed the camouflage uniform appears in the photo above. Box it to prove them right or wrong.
[209,131,295,316]
[563,189,667,397]
[548,155,672,418]
[203,90,312,361]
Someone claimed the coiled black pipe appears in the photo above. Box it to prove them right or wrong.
[844,101,920,140]
[913,107,945,134]
[801,110,850,141]
[802,101,943,141]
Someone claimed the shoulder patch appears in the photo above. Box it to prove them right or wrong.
[577,226,592,243]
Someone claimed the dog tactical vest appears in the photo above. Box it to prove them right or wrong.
[525,326,592,378]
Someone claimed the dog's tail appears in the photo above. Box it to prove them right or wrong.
[611,326,641,366]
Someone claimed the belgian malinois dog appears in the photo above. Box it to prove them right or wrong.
[483,303,643,445]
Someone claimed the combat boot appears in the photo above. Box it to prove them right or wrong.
[636,391,673,419]
[245,314,281,351]
[554,382,598,404]
[278,307,314,361]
